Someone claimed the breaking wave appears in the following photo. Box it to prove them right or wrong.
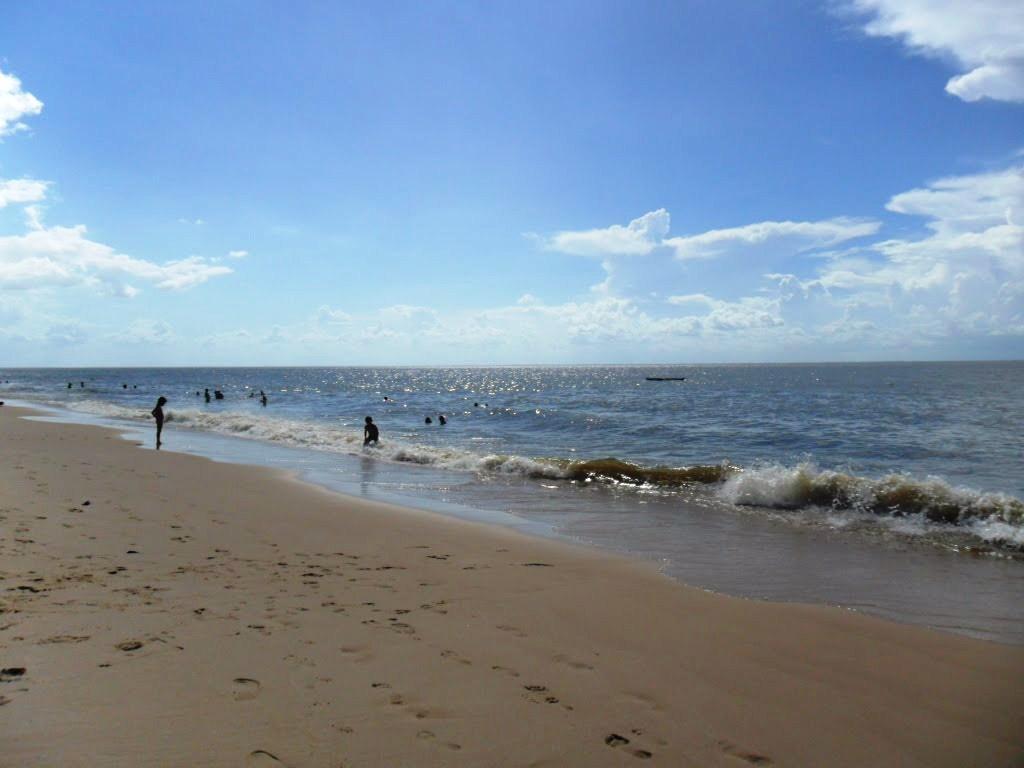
[46,399,1024,551]
[717,463,1024,549]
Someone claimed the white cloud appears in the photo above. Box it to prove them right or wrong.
[0,68,43,137]
[540,209,878,266]
[227,250,249,259]
[109,319,175,344]
[665,218,881,261]
[0,218,233,294]
[45,322,88,347]
[815,163,1024,336]
[314,305,352,326]
[848,0,1024,102]
[541,209,670,256]
[0,178,49,208]
[666,294,784,331]
[885,165,1022,233]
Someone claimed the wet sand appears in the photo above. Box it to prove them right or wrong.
[1,405,1022,767]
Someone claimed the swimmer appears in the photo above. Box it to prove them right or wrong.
[363,416,379,446]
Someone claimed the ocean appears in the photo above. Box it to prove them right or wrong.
[3,362,1023,644]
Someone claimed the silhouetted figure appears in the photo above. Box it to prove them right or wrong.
[204,388,211,403]
[80,382,84,388]
[68,382,72,389]
[122,383,128,389]
[364,416,379,446]
[214,390,225,400]
[383,396,390,402]
[151,396,167,450]
[260,393,268,407]
[439,414,447,425]
[248,391,255,398]
[425,416,433,425]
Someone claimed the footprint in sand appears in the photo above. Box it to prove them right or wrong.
[39,635,90,645]
[719,740,773,765]
[554,654,595,671]
[605,734,654,760]
[232,678,261,701]
[247,750,286,766]
[496,624,527,638]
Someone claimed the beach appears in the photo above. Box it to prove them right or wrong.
[1,404,1022,767]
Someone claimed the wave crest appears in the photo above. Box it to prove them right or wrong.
[718,463,1024,529]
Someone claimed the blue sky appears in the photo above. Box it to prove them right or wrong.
[1,0,1022,364]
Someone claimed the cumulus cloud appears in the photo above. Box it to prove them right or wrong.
[0,67,234,300]
[666,294,784,331]
[848,0,1024,102]
[540,209,670,256]
[815,163,1023,336]
[0,68,43,137]
[0,178,49,208]
[0,217,233,294]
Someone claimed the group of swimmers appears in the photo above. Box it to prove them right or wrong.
[147,390,456,452]
[362,411,447,447]
[193,388,267,406]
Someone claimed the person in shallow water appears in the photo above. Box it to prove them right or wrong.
[150,396,167,450]
[363,416,379,446]
[204,388,211,403]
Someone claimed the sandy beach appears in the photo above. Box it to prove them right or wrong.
[1,405,1021,768]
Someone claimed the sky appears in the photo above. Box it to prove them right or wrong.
[1,0,1022,365]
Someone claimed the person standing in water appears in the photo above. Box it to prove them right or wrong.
[151,396,168,450]
[363,416,379,446]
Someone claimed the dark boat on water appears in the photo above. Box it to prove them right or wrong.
[645,377,686,381]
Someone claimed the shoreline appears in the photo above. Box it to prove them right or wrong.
[1,405,1022,766]
[11,395,1024,647]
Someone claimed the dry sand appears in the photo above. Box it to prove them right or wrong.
[1,404,1021,767]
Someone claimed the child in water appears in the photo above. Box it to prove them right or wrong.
[363,416,379,446]
[151,397,168,450]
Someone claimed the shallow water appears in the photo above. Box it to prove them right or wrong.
[3,363,1023,644]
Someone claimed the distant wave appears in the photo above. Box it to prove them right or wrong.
[43,398,1024,551]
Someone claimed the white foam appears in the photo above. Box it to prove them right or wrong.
[56,399,570,481]
[716,461,823,507]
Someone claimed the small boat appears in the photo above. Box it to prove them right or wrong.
[645,377,686,381]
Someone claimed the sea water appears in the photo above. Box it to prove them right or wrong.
[3,363,1023,643]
